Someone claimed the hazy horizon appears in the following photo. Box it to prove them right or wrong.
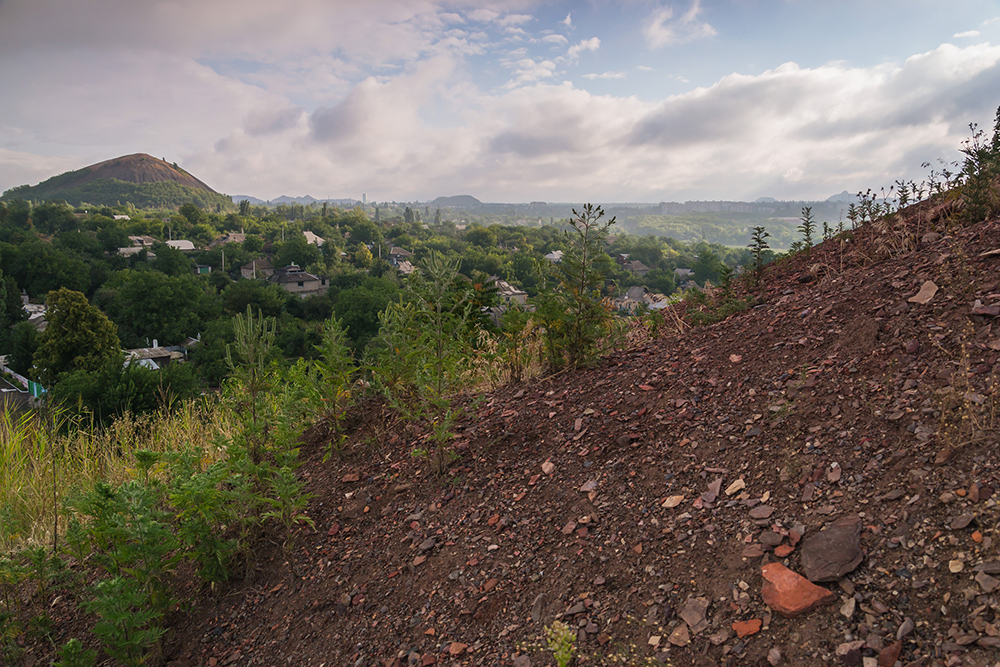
[2,1,999,203]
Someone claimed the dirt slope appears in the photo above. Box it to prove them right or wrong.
[157,201,1000,667]
[23,202,1000,667]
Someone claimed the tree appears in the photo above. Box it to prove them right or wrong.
[535,204,619,369]
[238,199,252,217]
[797,207,816,255]
[8,321,38,375]
[353,243,373,269]
[95,270,215,348]
[748,226,771,290]
[33,288,122,386]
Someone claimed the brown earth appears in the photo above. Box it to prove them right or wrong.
[54,153,217,192]
[19,201,1000,667]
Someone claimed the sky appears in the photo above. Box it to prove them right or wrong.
[1,0,999,204]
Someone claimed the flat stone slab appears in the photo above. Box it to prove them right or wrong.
[800,514,864,582]
[761,562,836,618]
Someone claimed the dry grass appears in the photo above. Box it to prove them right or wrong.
[0,397,234,552]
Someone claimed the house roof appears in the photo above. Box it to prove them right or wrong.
[388,246,413,257]
[269,264,322,284]
[624,260,650,272]
[166,239,196,251]
[241,258,273,271]
[303,231,326,247]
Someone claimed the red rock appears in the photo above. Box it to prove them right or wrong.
[342,472,360,482]
[878,640,902,667]
[448,642,467,656]
[761,562,836,618]
[420,654,437,666]
[774,544,795,557]
[732,619,762,638]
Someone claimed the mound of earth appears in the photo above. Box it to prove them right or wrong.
[38,153,216,193]
[2,153,229,208]
[22,199,1000,667]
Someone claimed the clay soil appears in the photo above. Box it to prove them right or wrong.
[19,204,1000,667]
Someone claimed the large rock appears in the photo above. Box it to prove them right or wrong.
[800,514,864,582]
[761,562,836,618]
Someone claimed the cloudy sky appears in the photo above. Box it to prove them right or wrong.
[1,1,999,203]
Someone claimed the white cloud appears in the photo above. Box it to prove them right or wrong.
[542,34,569,46]
[954,30,981,38]
[565,37,601,62]
[562,12,573,28]
[498,13,534,27]
[644,1,717,48]
[583,71,627,80]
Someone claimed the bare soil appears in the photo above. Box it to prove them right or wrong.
[18,203,1000,667]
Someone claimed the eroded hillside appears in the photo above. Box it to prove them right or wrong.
[149,203,1000,667]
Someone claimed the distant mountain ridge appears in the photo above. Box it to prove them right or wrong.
[2,153,231,209]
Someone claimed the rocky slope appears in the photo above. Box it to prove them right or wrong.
[20,199,1000,667]
[155,199,1000,667]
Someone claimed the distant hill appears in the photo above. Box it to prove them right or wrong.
[1,153,232,210]
[429,195,482,208]
[232,195,360,207]
[826,190,856,203]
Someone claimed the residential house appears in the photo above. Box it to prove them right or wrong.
[194,265,212,275]
[211,232,246,247]
[396,260,417,276]
[615,285,671,312]
[488,277,528,306]
[125,344,184,370]
[544,250,564,263]
[303,231,326,247]
[166,239,196,252]
[268,264,329,297]
[241,258,274,280]
[128,235,156,248]
[386,246,414,266]
[674,268,695,281]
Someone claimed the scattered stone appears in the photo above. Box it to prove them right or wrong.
[512,656,530,667]
[879,641,902,667]
[774,545,795,558]
[836,640,865,657]
[742,544,765,558]
[975,570,1000,593]
[579,480,598,493]
[750,505,775,519]
[950,514,975,530]
[725,479,746,496]
[709,629,731,646]
[896,618,915,641]
[948,560,964,573]
[542,461,555,475]
[761,562,837,618]
[759,531,783,547]
[678,597,710,634]
[447,643,467,656]
[800,514,864,582]
[668,623,690,647]
[767,647,782,666]
[908,281,939,304]
[662,495,685,508]
[418,538,437,552]
[840,597,856,620]
[531,594,545,623]
[732,619,761,638]
[342,473,361,483]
